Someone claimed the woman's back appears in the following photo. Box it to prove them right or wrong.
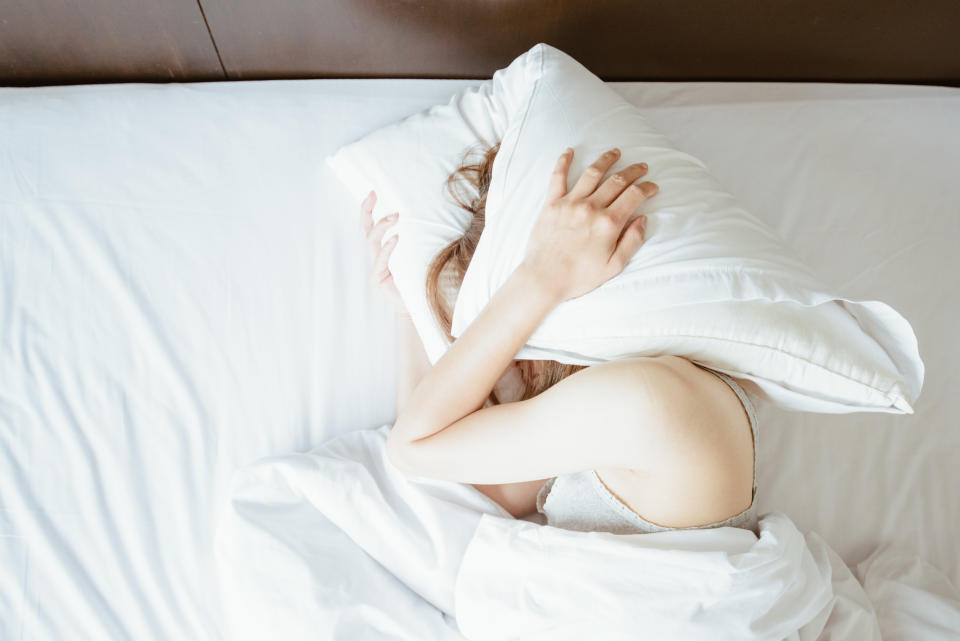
[534,363,758,535]
[471,356,757,533]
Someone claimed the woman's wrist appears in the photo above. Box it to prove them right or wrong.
[515,259,566,309]
[396,305,432,417]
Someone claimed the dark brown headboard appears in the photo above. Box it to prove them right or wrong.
[3,0,958,87]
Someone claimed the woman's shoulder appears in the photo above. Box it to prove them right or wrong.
[582,355,743,393]
[580,357,756,526]
[560,355,752,436]
[567,354,715,394]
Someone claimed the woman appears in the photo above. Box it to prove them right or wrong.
[359,143,758,535]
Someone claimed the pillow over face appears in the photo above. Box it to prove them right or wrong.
[449,43,922,414]
[325,51,539,363]
[326,42,922,414]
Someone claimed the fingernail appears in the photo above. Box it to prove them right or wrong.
[390,212,399,219]
[640,162,648,170]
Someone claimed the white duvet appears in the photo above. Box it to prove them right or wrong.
[214,426,959,640]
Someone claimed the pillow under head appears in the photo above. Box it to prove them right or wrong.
[326,42,923,414]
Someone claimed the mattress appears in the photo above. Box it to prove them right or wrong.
[0,77,957,640]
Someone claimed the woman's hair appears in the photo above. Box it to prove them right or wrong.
[426,140,587,406]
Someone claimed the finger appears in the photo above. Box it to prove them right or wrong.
[366,213,398,257]
[610,215,647,271]
[371,233,398,281]
[379,273,405,308]
[546,147,574,201]
[360,190,376,234]
[590,162,650,208]
[567,148,621,200]
[607,179,658,226]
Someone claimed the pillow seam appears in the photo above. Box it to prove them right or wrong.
[500,44,546,182]
[527,331,903,399]
[542,64,575,136]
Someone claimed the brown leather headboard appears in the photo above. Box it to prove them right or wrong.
[2,0,958,87]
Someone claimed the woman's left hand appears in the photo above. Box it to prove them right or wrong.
[521,147,658,303]
[360,189,406,313]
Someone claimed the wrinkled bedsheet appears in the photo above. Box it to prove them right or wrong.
[215,426,960,641]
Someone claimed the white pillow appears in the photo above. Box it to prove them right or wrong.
[450,43,923,414]
[325,51,539,364]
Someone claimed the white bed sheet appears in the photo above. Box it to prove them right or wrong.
[0,77,957,640]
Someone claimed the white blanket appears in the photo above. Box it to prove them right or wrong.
[214,426,958,640]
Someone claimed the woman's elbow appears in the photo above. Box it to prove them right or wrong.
[385,425,419,476]
[387,414,449,478]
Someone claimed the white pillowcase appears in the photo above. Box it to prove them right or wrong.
[449,43,923,414]
[325,51,539,364]
[326,42,922,414]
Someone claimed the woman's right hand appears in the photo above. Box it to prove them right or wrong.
[521,147,657,303]
[360,190,405,313]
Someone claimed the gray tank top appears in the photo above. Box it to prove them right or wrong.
[536,363,759,535]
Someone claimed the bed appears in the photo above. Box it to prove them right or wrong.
[1,77,958,638]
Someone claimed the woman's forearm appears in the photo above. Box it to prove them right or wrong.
[391,262,560,444]
[396,312,432,416]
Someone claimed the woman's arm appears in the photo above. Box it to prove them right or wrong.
[396,311,432,415]
[387,146,664,482]
[356,190,434,415]
[391,262,559,444]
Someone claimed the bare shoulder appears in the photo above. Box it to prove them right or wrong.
[531,355,751,459]
[572,354,746,409]
[578,353,722,384]
[551,354,733,417]
[558,355,754,467]
[585,356,756,528]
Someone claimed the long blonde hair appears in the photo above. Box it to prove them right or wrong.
[425,141,587,406]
